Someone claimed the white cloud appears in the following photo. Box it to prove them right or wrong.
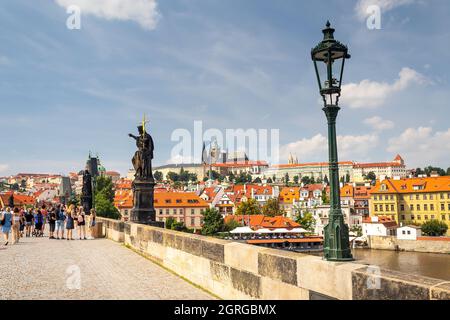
[364,116,394,132]
[167,154,195,165]
[55,0,160,30]
[341,67,427,109]
[355,0,415,20]
[280,133,379,162]
[387,127,450,167]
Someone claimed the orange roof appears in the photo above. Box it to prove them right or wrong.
[394,154,404,161]
[372,176,450,194]
[273,161,353,169]
[340,185,354,198]
[154,192,208,208]
[279,187,300,204]
[225,215,300,229]
[353,162,404,169]
[213,161,268,168]
[0,192,36,206]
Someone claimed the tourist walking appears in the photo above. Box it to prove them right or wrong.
[11,207,21,244]
[66,207,75,240]
[41,204,48,234]
[24,208,34,237]
[77,207,86,240]
[19,208,26,238]
[1,207,12,246]
[55,205,66,240]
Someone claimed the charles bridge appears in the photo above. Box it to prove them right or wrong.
[2,217,448,300]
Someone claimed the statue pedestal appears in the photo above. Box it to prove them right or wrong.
[130,179,164,228]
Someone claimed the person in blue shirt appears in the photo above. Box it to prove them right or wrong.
[1,207,13,246]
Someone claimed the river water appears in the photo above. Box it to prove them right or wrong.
[351,248,450,281]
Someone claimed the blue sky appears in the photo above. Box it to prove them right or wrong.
[0,0,449,176]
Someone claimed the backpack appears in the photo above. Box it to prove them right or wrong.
[36,214,43,224]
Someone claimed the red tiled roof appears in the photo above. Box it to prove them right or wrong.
[225,215,300,229]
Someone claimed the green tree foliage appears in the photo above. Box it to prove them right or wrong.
[236,198,261,216]
[165,217,176,229]
[284,173,290,186]
[11,183,19,191]
[323,175,329,185]
[227,172,236,183]
[261,198,285,217]
[301,176,311,185]
[350,225,363,237]
[67,194,80,207]
[235,172,252,184]
[365,171,376,182]
[421,220,448,237]
[345,173,351,183]
[293,175,299,185]
[95,176,120,219]
[153,171,163,182]
[253,177,262,184]
[96,176,115,202]
[201,208,224,236]
[295,212,316,233]
[266,177,273,184]
[447,167,450,176]
[321,189,329,204]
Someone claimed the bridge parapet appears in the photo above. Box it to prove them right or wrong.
[98,218,450,300]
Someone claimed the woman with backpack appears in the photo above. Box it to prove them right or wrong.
[1,207,13,246]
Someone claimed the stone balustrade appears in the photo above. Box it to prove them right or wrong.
[97,217,450,300]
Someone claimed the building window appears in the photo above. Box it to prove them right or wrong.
[400,204,405,211]
[411,215,415,220]
[430,204,434,211]
[401,215,406,220]
[416,195,420,200]
[166,209,170,215]
[417,215,421,220]
[424,215,428,220]
[191,209,195,215]
[385,204,389,212]
[431,215,435,219]
[385,195,389,200]
[374,195,377,200]
[424,204,428,211]
[441,204,445,211]
[423,194,427,200]
[430,194,434,200]
[390,195,394,200]
[159,209,163,215]
[391,204,394,212]
[407,231,411,235]
[417,204,420,211]
[191,217,195,226]
[440,193,444,200]
[173,209,177,215]
[374,205,378,212]
[443,215,446,221]
[410,195,413,200]
[448,204,450,211]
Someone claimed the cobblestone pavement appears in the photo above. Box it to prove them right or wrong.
[0,233,214,300]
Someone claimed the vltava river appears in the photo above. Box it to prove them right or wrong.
[352,249,450,281]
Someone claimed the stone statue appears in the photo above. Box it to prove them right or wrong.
[81,169,93,214]
[129,124,154,180]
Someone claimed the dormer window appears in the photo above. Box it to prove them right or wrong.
[380,184,387,191]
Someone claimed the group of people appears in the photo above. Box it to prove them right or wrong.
[0,204,97,246]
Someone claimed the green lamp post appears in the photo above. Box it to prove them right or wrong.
[311,21,353,261]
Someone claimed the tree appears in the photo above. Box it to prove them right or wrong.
[95,176,120,219]
[167,171,180,182]
[295,212,316,233]
[67,194,80,207]
[227,172,236,183]
[284,173,290,186]
[205,170,221,181]
[365,171,376,182]
[201,208,224,236]
[165,217,176,229]
[235,172,252,184]
[323,175,329,185]
[310,176,316,184]
[321,189,329,204]
[345,173,351,183]
[301,176,311,185]
[293,175,299,185]
[261,198,285,217]
[350,225,363,237]
[20,179,27,189]
[272,175,276,183]
[95,176,114,202]
[447,167,450,176]
[154,171,163,182]
[421,220,448,237]
[253,177,262,184]
[11,183,19,191]
[236,198,261,216]
[95,193,120,219]
[267,177,273,184]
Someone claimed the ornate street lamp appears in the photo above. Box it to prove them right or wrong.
[311,21,353,261]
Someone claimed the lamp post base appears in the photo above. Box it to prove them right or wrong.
[323,209,354,262]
